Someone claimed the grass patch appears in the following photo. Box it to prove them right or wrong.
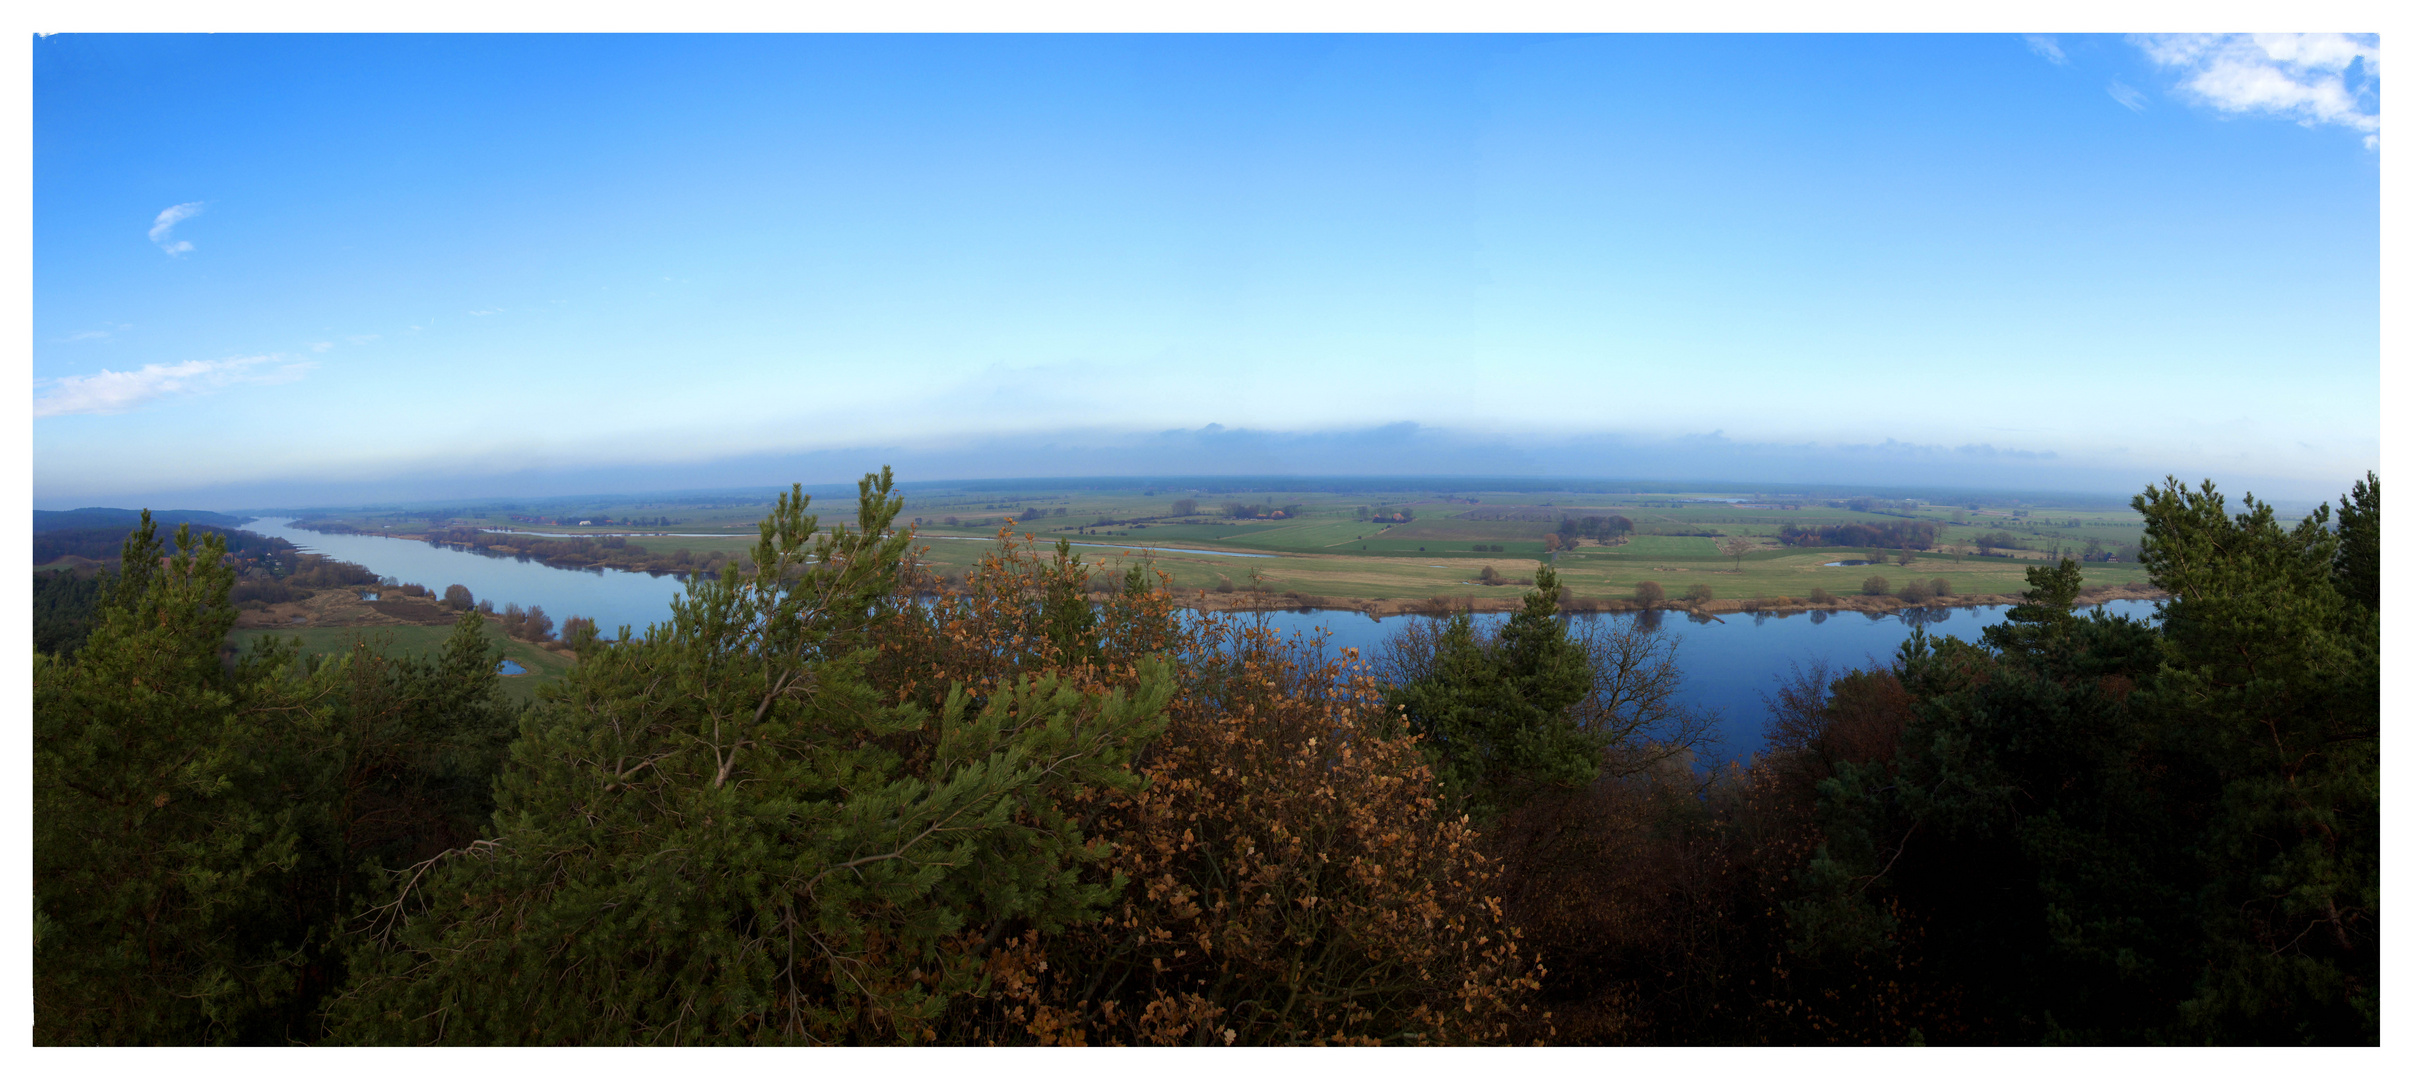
[231,620,576,703]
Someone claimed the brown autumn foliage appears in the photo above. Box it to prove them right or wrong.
[1761,660,1918,795]
[865,530,1543,1045]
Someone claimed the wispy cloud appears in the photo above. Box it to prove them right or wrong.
[2107,80,2149,112]
[2136,33,2381,148]
[149,201,205,255]
[2025,35,2068,65]
[33,354,314,418]
[61,324,129,343]
[309,341,334,353]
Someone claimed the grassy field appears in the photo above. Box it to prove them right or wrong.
[230,620,576,704]
[901,539,2152,610]
[891,485,2155,605]
[273,482,2160,609]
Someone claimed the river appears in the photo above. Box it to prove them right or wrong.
[246,518,2159,767]
[246,518,696,637]
[1231,601,2158,768]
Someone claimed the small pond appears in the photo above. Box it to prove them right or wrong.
[1821,560,1876,567]
[496,659,528,676]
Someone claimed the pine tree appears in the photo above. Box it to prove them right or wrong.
[2130,478,2378,1041]
[34,516,297,1042]
[1386,564,1599,814]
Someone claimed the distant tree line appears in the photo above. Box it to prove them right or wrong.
[1777,520,1939,550]
[431,528,745,579]
[1554,514,1634,544]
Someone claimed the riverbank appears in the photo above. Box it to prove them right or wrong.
[1176,581,2167,619]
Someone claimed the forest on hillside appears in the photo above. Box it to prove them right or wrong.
[31,469,2378,1045]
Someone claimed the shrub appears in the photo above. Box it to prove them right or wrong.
[559,615,599,651]
[1861,575,1891,596]
[1633,581,1665,606]
[1479,565,1503,585]
[1930,577,1952,597]
[1683,584,1714,603]
[1897,579,1934,603]
[443,584,473,611]
[1808,587,1836,605]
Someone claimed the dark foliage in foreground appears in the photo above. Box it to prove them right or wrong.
[1501,474,2378,1045]
[31,474,2377,1045]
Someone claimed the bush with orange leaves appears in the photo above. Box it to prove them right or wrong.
[871,531,1544,1045]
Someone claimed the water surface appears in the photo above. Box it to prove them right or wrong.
[247,518,695,637]
[1228,600,2159,769]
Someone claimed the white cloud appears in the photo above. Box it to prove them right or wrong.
[2137,33,2381,147]
[149,201,205,255]
[2107,80,2149,112]
[309,341,334,352]
[33,354,314,418]
[2025,35,2068,65]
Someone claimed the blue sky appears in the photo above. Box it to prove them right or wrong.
[32,33,2381,508]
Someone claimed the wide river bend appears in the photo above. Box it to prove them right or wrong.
[245,518,2157,768]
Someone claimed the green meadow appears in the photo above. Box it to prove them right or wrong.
[290,482,2159,608]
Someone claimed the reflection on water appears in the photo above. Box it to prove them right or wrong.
[1221,599,2159,770]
